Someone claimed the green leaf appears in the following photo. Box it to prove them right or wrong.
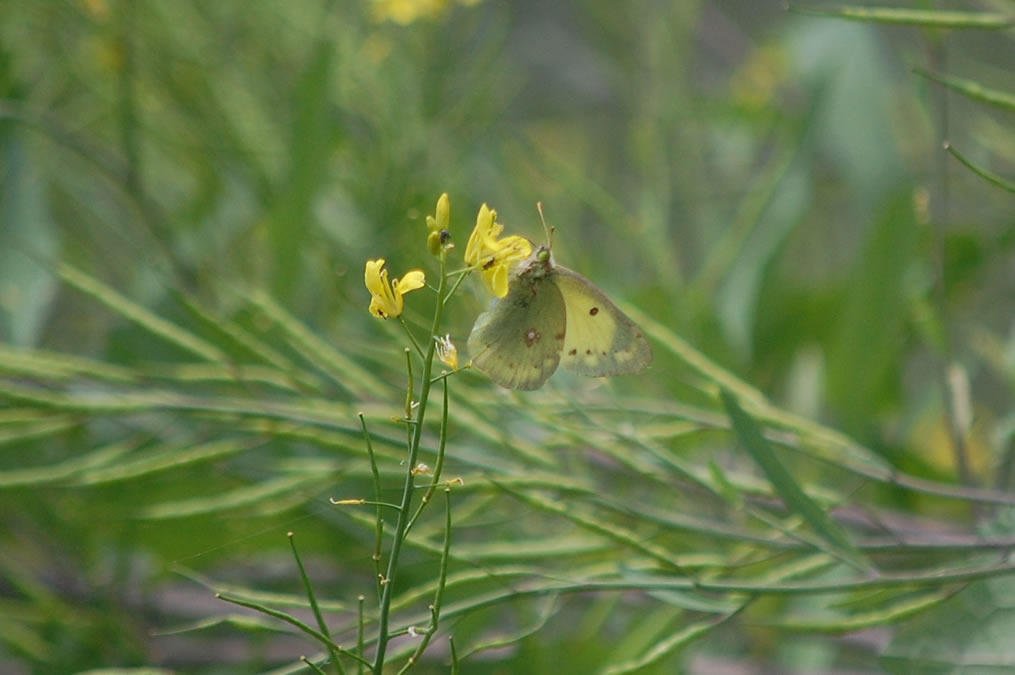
[789,5,1014,29]
[720,389,868,570]
[139,474,330,519]
[916,69,1015,112]
[57,263,227,364]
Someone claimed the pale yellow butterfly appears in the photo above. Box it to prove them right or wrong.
[468,240,652,390]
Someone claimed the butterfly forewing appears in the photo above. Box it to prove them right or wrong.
[467,262,567,390]
[554,266,653,377]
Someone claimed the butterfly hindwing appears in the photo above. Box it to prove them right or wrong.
[467,263,567,391]
[554,265,653,377]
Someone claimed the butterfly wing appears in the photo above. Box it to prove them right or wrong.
[467,270,567,390]
[554,265,653,377]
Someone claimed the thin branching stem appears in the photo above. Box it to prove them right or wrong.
[357,595,366,675]
[398,488,453,674]
[398,317,426,360]
[359,413,386,604]
[405,376,450,536]
[288,532,345,675]
[373,249,448,672]
[217,593,370,669]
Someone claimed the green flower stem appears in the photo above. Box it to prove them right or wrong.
[442,269,471,305]
[302,656,329,675]
[359,413,385,605]
[373,250,448,673]
[398,316,426,360]
[288,533,345,675]
[397,488,452,674]
[217,592,370,669]
[357,595,366,675]
[404,378,450,536]
[403,348,415,423]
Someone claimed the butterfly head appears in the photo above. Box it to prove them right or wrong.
[520,243,554,279]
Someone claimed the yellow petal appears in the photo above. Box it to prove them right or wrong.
[396,270,425,293]
[365,259,402,318]
[489,264,509,298]
[465,204,496,265]
[368,296,387,318]
[435,193,450,230]
[364,259,386,294]
[495,235,532,262]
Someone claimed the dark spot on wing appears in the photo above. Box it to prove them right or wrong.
[589,307,599,316]
[555,331,565,340]
[585,349,592,355]
[524,328,541,347]
[568,348,577,356]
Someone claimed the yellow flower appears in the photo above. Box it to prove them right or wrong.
[365,259,425,318]
[370,0,483,25]
[464,204,532,298]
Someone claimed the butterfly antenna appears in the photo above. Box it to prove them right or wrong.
[536,201,555,249]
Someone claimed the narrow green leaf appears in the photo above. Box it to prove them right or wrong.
[774,589,954,632]
[0,344,135,382]
[453,536,607,561]
[75,669,175,675]
[945,143,1015,194]
[156,612,297,636]
[245,289,389,398]
[708,459,743,506]
[0,438,137,487]
[75,438,257,486]
[493,481,690,574]
[599,613,731,675]
[57,263,227,363]
[457,596,559,660]
[789,4,1014,29]
[0,416,79,448]
[139,474,328,519]
[174,291,326,393]
[916,69,1015,112]
[720,389,868,570]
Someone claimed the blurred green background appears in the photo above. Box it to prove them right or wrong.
[2,1,1015,673]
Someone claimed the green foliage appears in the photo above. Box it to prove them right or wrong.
[2,1,1015,673]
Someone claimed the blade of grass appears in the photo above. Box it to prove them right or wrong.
[0,437,138,487]
[245,288,388,398]
[139,474,330,519]
[720,389,868,571]
[915,69,1015,112]
[772,587,957,632]
[75,438,262,486]
[57,263,227,363]
[788,4,1014,29]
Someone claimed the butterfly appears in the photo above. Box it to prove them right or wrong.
[467,243,653,390]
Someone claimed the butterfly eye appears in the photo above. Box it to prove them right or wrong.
[536,247,550,263]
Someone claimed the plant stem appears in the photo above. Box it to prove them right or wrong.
[372,251,447,672]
